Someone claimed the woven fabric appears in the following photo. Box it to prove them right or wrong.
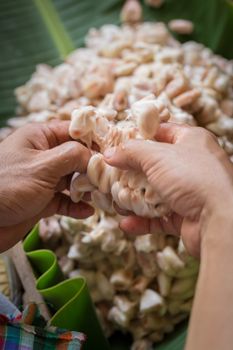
[0,302,86,349]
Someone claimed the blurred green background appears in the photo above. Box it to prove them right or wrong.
[0,0,233,127]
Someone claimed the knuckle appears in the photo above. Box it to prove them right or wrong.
[21,123,39,135]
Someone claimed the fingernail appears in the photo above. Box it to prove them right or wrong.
[104,147,116,159]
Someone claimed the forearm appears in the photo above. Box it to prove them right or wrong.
[186,205,233,350]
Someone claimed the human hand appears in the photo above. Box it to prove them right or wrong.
[104,123,233,257]
[0,121,93,252]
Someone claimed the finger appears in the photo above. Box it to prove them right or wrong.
[104,139,169,171]
[40,192,94,219]
[56,174,73,192]
[181,218,200,258]
[160,213,182,236]
[42,120,72,147]
[0,193,94,252]
[120,216,162,235]
[155,122,190,144]
[120,213,182,236]
[0,222,37,253]
[42,141,91,178]
[8,121,72,150]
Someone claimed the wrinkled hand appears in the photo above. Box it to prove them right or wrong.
[104,123,233,257]
[0,121,93,252]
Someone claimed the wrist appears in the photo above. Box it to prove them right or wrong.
[200,197,233,256]
[187,198,233,350]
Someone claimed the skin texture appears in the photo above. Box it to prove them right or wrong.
[0,120,93,252]
[1,121,233,349]
[104,123,233,257]
[104,122,233,350]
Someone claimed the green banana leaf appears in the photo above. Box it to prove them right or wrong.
[1,0,233,126]
[23,225,110,350]
[1,0,233,348]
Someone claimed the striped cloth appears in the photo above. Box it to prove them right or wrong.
[0,302,86,349]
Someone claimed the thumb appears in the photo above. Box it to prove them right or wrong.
[42,141,91,178]
[104,139,169,172]
[155,122,190,144]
